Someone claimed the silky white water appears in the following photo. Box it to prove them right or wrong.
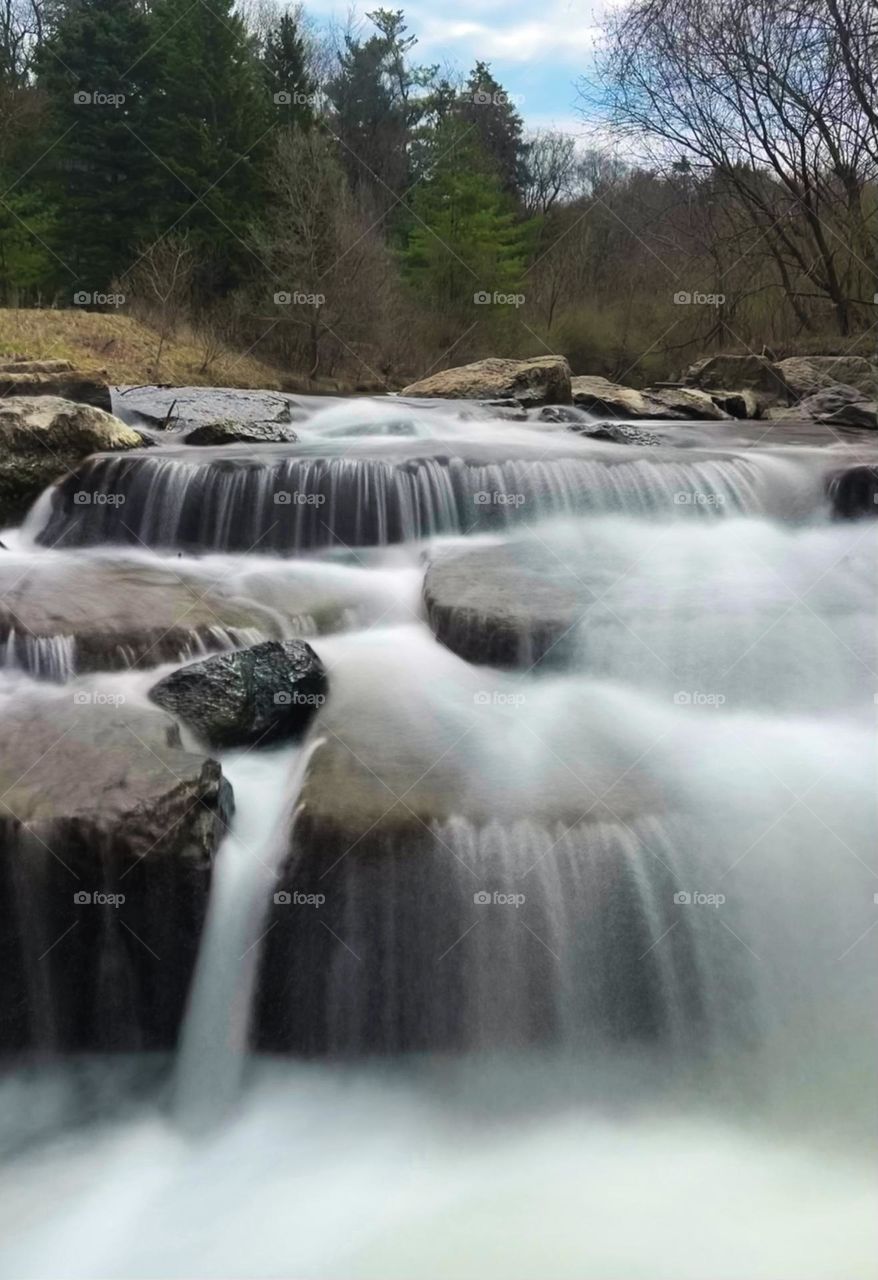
[0,401,876,1278]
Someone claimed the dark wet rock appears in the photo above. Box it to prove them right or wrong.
[401,356,572,406]
[819,400,877,430]
[149,639,327,748]
[707,389,762,419]
[424,541,589,667]
[0,695,231,1053]
[774,356,878,401]
[0,369,111,411]
[0,558,277,678]
[183,419,300,445]
[0,396,147,526]
[827,465,878,518]
[569,421,664,446]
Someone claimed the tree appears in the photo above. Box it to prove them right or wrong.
[138,0,270,292]
[34,0,155,295]
[402,118,528,335]
[262,6,315,130]
[454,61,527,200]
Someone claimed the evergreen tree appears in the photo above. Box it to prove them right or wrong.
[402,118,527,324]
[263,10,315,130]
[454,61,527,199]
[140,0,269,289]
[34,0,155,294]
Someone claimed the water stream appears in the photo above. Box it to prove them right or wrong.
[0,396,875,1278]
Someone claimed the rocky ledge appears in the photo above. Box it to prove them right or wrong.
[0,694,231,1054]
[0,396,148,526]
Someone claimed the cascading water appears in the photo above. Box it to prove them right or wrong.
[0,395,875,1280]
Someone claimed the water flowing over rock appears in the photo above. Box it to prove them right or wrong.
[425,541,587,666]
[32,438,824,552]
[827,465,878,518]
[401,356,572,405]
[0,694,231,1054]
[0,556,273,678]
[0,396,147,527]
[148,639,327,748]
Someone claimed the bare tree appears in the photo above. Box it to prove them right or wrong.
[126,234,195,376]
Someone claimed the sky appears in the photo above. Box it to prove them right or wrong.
[304,0,623,136]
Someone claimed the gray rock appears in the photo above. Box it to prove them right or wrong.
[0,396,147,526]
[767,383,872,425]
[774,356,878,401]
[183,419,300,446]
[0,369,111,410]
[570,375,664,418]
[646,386,732,420]
[0,695,231,1052]
[149,639,327,748]
[818,400,877,430]
[401,356,572,405]
[684,354,789,397]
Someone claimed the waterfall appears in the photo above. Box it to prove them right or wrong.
[33,443,827,552]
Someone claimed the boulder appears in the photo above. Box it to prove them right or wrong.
[0,396,147,526]
[827,466,878,518]
[571,376,664,418]
[683,354,789,398]
[707,389,762,419]
[0,369,111,411]
[568,421,663,446]
[148,639,327,748]
[0,694,231,1052]
[0,557,277,677]
[774,356,878,401]
[401,356,572,406]
[183,419,299,446]
[766,383,872,426]
[645,386,732,420]
[424,541,589,667]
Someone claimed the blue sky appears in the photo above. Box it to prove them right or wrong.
[305,0,620,135]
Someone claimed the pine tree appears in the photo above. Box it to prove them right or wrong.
[455,61,527,200]
[263,10,315,130]
[34,0,155,295]
[140,0,269,289]
[402,118,527,324]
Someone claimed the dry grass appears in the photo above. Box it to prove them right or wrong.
[0,308,290,389]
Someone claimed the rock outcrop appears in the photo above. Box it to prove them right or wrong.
[183,419,299,445]
[774,356,878,402]
[0,369,111,411]
[401,356,572,406]
[767,384,877,428]
[571,376,731,421]
[0,695,231,1052]
[0,396,147,526]
[148,639,327,748]
[683,354,790,397]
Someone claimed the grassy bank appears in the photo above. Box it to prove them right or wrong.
[0,308,294,390]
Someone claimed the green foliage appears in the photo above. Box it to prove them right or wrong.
[263,11,315,130]
[402,118,528,330]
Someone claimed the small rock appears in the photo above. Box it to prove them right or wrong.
[148,639,327,748]
[183,419,300,445]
